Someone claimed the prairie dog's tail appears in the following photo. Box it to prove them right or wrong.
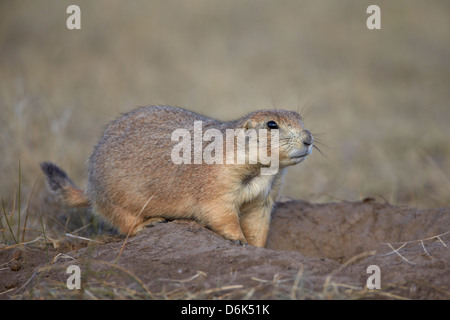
[40,162,90,207]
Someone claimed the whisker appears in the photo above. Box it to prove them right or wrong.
[313,140,331,149]
[299,99,317,120]
[270,95,278,110]
[310,132,328,137]
[313,144,327,157]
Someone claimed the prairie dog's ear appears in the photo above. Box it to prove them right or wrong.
[242,119,253,131]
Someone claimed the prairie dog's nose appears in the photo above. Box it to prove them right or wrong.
[300,129,313,146]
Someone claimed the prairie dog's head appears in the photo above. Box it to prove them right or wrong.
[240,109,314,168]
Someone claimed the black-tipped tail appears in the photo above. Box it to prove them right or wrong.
[40,162,75,193]
[40,162,90,207]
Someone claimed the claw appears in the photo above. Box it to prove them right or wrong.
[231,239,249,246]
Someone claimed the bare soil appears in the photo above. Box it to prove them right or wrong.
[1,199,449,299]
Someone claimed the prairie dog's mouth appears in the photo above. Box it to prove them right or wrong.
[290,153,307,159]
[290,155,307,164]
[286,152,309,165]
[289,146,312,160]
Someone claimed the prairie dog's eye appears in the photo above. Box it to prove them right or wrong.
[267,120,279,129]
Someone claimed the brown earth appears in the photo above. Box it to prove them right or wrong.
[1,199,449,299]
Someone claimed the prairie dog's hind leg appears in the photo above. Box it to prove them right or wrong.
[95,203,166,235]
[98,205,147,236]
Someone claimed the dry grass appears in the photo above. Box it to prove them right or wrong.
[1,1,449,239]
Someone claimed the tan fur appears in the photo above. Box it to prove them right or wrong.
[41,106,313,247]
[64,187,90,207]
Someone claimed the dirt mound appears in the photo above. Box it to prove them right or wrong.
[1,200,449,299]
[268,199,449,262]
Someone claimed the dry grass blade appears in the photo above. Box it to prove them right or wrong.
[383,243,416,265]
[64,233,103,243]
[1,197,17,244]
[420,240,432,258]
[17,160,21,245]
[22,176,40,243]
[37,209,49,260]
[436,236,448,248]
[83,289,98,300]
[0,288,16,296]
[153,270,207,284]
[200,285,244,295]
[242,288,255,300]
[0,235,44,250]
[251,273,288,284]
[290,264,304,300]
[52,253,75,264]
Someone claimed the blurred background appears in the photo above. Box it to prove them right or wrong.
[1,0,449,222]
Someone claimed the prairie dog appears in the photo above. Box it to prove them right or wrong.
[41,106,314,247]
